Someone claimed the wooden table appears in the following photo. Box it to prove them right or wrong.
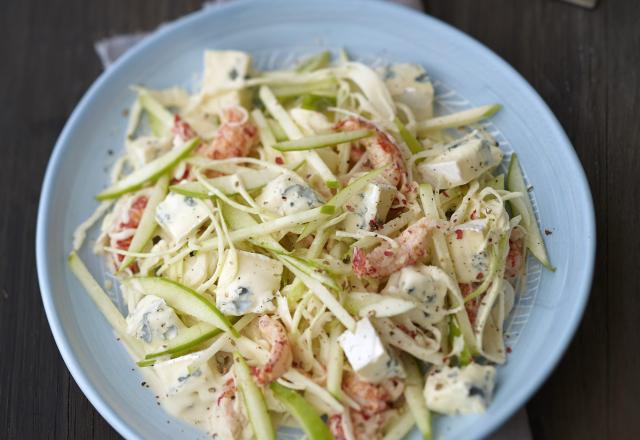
[1,0,637,438]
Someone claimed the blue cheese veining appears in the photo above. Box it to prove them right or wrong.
[155,192,210,243]
[424,363,497,415]
[342,182,396,232]
[382,264,448,325]
[447,219,491,283]
[126,295,185,352]
[216,250,283,315]
[256,174,322,216]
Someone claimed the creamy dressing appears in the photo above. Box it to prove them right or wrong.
[141,355,238,438]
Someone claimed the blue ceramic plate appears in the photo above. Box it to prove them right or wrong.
[36,1,595,439]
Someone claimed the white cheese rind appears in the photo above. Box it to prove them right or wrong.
[341,182,396,232]
[256,174,322,216]
[338,318,404,383]
[424,364,496,415]
[417,138,503,189]
[155,192,210,243]
[216,250,283,316]
[447,219,490,283]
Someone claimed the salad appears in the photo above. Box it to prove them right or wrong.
[68,49,552,440]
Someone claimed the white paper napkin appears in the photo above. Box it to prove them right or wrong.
[94,2,533,438]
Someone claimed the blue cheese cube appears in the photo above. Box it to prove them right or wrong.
[216,250,283,316]
[338,318,404,383]
[382,264,448,325]
[197,50,251,116]
[342,182,396,232]
[202,50,251,93]
[447,219,490,283]
[153,353,217,413]
[383,64,435,120]
[126,295,185,351]
[424,364,496,415]
[417,138,503,189]
[155,192,210,243]
[256,174,322,216]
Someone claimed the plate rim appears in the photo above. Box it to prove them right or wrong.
[36,1,596,439]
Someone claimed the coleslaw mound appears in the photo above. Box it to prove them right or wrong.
[69,49,552,440]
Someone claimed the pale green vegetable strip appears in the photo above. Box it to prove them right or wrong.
[305,152,339,188]
[383,410,415,440]
[270,382,333,440]
[271,79,337,98]
[338,48,349,64]
[487,173,505,191]
[338,62,396,121]
[67,252,143,358]
[419,183,442,221]
[138,89,174,128]
[234,352,276,440]
[267,118,288,142]
[419,183,476,352]
[234,207,323,240]
[200,207,327,250]
[507,154,554,270]
[345,293,415,318]
[170,168,278,199]
[259,85,304,139]
[402,354,432,440]
[273,129,372,152]
[252,109,277,149]
[296,50,331,73]
[395,117,423,154]
[326,324,345,400]
[120,175,169,271]
[337,141,351,175]
[329,165,387,207]
[125,277,238,337]
[251,108,281,162]
[186,314,255,373]
[260,85,337,185]
[416,104,501,134]
[280,258,355,331]
[125,98,143,139]
[97,138,200,200]
[220,203,286,253]
[283,370,344,414]
[144,322,220,359]
[280,255,340,291]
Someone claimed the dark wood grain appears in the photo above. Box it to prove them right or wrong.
[0,0,637,439]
